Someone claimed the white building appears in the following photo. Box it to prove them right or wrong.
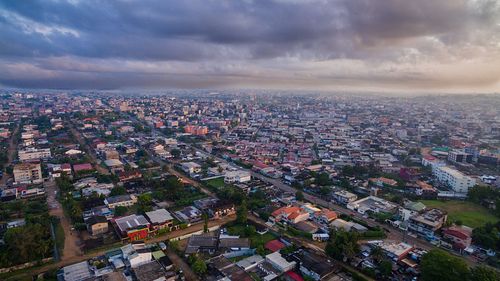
[224,170,251,183]
[18,148,51,161]
[265,252,296,273]
[13,162,43,184]
[433,166,476,193]
[180,162,201,174]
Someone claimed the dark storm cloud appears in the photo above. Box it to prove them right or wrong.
[0,0,499,91]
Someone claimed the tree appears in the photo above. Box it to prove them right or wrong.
[371,246,384,263]
[420,249,469,281]
[378,260,392,278]
[256,245,266,256]
[192,259,207,275]
[171,149,181,159]
[202,212,209,233]
[114,206,128,216]
[236,200,248,224]
[325,229,360,262]
[469,266,499,281]
[295,191,305,201]
[110,186,126,196]
[137,193,153,213]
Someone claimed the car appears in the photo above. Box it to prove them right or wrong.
[159,242,167,251]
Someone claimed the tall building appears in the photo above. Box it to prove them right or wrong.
[18,148,51,161]
[448,150,473,164]
[433,166,476,193]
[13,162,43,184]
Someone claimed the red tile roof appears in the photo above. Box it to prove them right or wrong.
[265,239,286,252]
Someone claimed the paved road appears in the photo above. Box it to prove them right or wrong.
[5,215,235,280]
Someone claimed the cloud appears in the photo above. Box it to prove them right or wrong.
[0,0,499,92]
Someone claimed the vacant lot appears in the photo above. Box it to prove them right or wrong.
[205,177,225,189]
[419,200,498,228]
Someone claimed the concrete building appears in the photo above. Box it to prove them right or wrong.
[18,147,51,161]
[434,166,476,193]
[448,150,473,164]
[408,208,447,238]
[13,162,43,184]
[224,170,251,183]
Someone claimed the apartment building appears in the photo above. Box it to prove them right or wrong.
[433,166,476,193]
[13,162,43,184]
[18,148,51,161]
[408,208,447,238]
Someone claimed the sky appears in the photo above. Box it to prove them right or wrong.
[0,0,499,93]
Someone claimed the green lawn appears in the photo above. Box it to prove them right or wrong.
[205,177,225,189]
[226,224,277,248]
[419,200,499,228]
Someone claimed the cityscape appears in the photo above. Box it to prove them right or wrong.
[0,1,500,281]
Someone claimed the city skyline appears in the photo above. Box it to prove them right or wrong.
[1,0,500,93]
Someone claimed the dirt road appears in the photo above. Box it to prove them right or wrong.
[45,179,83,259]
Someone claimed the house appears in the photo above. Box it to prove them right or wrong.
[265,252,296,273]
[270,206,309,224]
[122,244,152,268]
[209,200,236,219]
[369,177,398,188]
[119,170,142,182]
[185,233,219,255]
[332,190,358,205]
[174,206,203,223]
[265,239,286,252]
[180,162,202,174]
[289,249,339,281]
[58,261,93,281]
[113,214,150,240]
[330,218,367,232]
[73,163,94,173]
[86,215,109,236]
[379,241,414,261]
[312,209,337,224]
[105,194,137,209]
[133,260,173,281]
[443,225,473,250]
[145,209,174,231]
[104,159,125,174]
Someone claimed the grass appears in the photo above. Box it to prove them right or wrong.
[205,177,225,189]
[419,200,499,228]
[226,224,277,248]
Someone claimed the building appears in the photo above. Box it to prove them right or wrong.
[224,170,251,183]
[104,194,137,209]
[13,162,42,184]
[86,215,109,236]
[114,214,150,241]
[58,261,93,281]
[347,196,398,215]
[265,252,296,273]
[408,208,447,238]
[145,209,174,231]
[174,206,203,223]
[379,241,414,261]
[18,148,51,161]
[180,162,202,174]
[443,225,473,250]
[448,150,473,164]
[270,206,309,224]
[332,190,358,205]
[289,249,339,281]
[433,166,476,193]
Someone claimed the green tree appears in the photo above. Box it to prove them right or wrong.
[378,260,392,278]
[236,200,248,224]
[469,266,499,281]
[256,245,266,256]
[110,186,126,196]
[202,212,209,233]
[114,206,128,216]
[420,249,469,281]
[137,193,153,213]
[325,229,360,262]
[295,191,305,201]
[192,259,207,275]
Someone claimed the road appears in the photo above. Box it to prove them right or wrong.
[0,122,20,185]
[5,215,235,281]
[45,179,83,259]
[66,120,110,175]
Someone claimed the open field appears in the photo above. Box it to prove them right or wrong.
[204,177,225,189]
[419,200,499,228]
